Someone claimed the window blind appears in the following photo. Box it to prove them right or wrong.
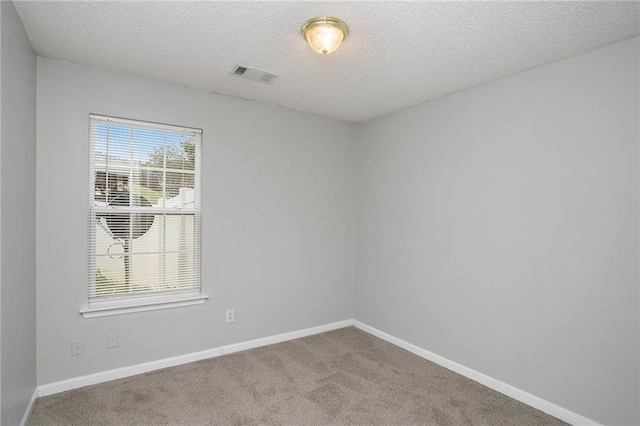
[88,115,202,302]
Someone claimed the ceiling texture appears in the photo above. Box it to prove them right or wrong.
[14,1,640,123]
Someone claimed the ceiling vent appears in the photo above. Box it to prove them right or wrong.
[231,65,279,84]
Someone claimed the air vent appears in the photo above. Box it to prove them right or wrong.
[234,66,248,75]
[230,64,279,84]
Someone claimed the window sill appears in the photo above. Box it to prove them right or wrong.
[79,293,208,319]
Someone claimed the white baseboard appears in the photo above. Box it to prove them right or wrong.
[221,319,354,355]
[34,318,600,426]
[37,319,354,397]
[20,388,39,426]
[38,346,224,397]
[353,321,601,426]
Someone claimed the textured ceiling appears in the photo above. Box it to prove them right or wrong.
[14,1,640,123]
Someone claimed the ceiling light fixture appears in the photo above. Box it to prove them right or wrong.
[301,17,349,55]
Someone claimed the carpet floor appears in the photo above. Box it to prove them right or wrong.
[28,327,567,425]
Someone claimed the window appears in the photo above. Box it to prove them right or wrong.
[81,115,206,318]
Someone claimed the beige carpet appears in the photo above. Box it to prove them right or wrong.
[29,327,567,425]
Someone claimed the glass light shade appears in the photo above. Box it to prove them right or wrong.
[305,26,344,54]
[302,17,349,55]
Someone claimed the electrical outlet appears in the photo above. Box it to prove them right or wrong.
[107,332,119,348]
[71,340,83,356]
[226,309,235,323]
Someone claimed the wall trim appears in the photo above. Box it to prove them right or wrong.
[37,347,224,397]
[221,319,354,355]
[20,388,39,426]
[353,321,601,426]
[34,318,599,426]
[37,319,354,397]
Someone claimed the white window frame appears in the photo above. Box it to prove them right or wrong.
[81,114,207,318]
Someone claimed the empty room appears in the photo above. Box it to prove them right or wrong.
[0,1,638,425]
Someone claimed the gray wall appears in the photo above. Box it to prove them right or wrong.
[31,27,640,426]
[36,57,356,385]
[355,37,639,425]
[0,1,37,425]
